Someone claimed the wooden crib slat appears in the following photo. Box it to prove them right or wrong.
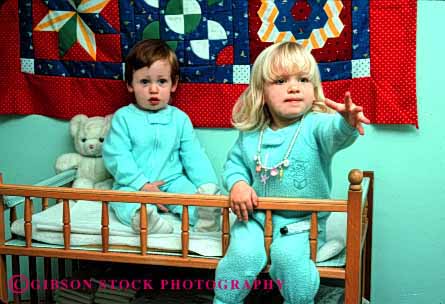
[139,204,147,255]
[309,212,318,262]
[72,259,80,275]
[25,196,33,247]
[264,210,272,264]
[101,201,110,253]
[42,197,49,210]
[44,257,53,303]
[63,199,71,249]
[222,208,230,255]
[181,206,189,258]
[12,255,21,303]
[58,259,66,281]
[0,254,5,303]
[29,256,38,304]
[0,193,6,302]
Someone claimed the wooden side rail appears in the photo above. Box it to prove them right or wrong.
[0,169,370,304]
[2,169,76,209]
[0,184,347,259]
[0,187,354,262]
[0,183,351,261]
[0,184,349,210]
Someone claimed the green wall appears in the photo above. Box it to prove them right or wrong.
[1,2,444,303]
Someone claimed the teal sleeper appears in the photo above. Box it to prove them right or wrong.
[103,104,218,226]
[215,112,358,304]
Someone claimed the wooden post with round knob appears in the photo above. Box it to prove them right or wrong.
[345,169,363,304]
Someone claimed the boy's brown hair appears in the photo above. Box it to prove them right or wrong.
[124,39,179,85]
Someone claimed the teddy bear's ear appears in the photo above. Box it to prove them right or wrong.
[104,114,113,123]
[103,114,113,133]
[70,114,88,137]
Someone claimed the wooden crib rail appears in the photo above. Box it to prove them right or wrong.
[2,169,76,209]
[0,184,349,254]
[0,171,362,257]
[0,169,372,304]
[0,183,349,210]
[0,178,352,262]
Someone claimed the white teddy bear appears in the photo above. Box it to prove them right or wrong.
[55,114,113,190]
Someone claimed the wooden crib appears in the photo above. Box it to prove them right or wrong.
[0,169,373,304]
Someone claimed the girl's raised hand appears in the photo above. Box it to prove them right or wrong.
[230,181,258,222]
[325,92,370,135]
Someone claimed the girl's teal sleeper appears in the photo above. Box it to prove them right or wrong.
[214,112,358,304]
[103,104,218,226]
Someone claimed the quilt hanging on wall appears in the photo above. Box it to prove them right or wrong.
[0,0,417,127]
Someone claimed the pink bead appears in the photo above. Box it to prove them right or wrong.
[270,168,278,176]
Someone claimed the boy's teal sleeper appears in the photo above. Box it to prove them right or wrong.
[103,104,218,226]
[214,112,358,304]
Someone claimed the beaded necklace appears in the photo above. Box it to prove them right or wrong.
[254,115,305,183]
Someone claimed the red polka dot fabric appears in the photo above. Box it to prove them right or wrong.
[216,46,234,65]
[174,83,247,128]
[0,0,417,128]
[370,0,417,126]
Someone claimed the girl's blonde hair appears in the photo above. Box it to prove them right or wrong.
[232,41,331,131]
